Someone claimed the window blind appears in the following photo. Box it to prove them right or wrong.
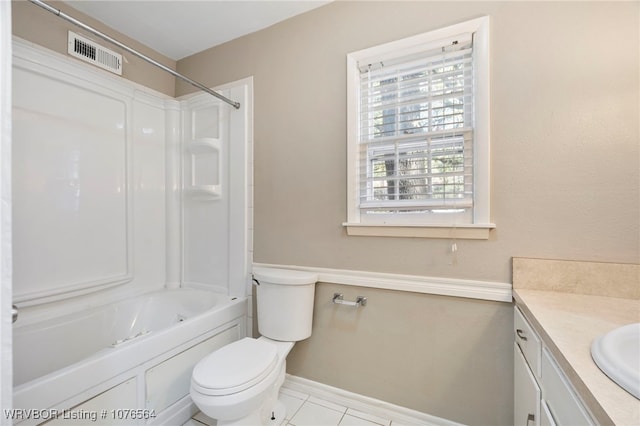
[357,36,474,216]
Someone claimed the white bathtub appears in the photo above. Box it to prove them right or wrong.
[13,288,247,425]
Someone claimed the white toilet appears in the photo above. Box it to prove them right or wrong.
[190,267,317,425]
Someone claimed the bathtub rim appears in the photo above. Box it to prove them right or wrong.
[12,285,229,328]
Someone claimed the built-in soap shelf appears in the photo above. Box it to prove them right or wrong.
[187,139,220,154]
[185,138,221,201]
[184,185,221,200]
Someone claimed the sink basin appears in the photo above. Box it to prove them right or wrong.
[591,322,640,399]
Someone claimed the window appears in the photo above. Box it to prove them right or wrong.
[345,17,493,239]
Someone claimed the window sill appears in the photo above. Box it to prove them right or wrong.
[342,223,496,240]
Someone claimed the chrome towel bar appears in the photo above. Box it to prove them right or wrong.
[332,293,367,307]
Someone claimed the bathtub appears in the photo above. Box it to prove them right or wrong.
[13,288,247,425]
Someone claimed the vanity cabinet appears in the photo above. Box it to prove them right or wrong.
[514,307,596,426]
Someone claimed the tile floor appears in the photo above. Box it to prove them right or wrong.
[183,385,411,426]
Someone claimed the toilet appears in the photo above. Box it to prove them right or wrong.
[190,267,317,425]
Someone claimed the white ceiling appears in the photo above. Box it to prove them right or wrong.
[63,1,330,61]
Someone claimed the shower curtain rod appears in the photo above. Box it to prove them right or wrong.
[28,0,241,109]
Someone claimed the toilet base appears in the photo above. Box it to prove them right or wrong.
[216,400,286,426]
[267,401,286,425]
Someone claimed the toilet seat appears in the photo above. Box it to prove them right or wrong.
[192,338,278,396]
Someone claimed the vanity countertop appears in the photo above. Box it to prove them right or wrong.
[513,289,640,426]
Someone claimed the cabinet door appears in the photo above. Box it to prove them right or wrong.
[540,400,557,426]
[515,343,540,426]
[541,349,595,426]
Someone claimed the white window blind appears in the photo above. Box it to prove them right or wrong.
[357,35,474,218]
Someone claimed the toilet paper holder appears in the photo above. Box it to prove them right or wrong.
[332,293,367,307]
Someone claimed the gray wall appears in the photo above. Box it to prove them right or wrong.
[12,0,176,96]
[287,283,514,425]
[177,1,639,282]
[177,2,638,424]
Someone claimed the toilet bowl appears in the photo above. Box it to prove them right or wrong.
[190,267,317,425]
[190,337,293,425]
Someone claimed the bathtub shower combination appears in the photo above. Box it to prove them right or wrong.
[11,33,251,425]
[13,290,246,425]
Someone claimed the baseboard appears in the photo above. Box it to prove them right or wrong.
[283,375,464,426]
[150,395,198,426]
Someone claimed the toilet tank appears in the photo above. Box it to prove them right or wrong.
[253,267,317,341]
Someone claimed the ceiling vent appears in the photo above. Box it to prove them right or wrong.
[68,31,122,75]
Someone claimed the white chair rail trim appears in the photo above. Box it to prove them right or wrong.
[253,263,512,303]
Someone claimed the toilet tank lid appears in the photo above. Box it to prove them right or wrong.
[253,267,317,285]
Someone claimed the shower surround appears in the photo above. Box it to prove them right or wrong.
[11,37,252,424]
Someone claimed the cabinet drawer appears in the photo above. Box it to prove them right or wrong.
[541,348,595,426]
[515,307,542,377]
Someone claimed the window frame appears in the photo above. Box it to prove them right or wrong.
[344,16,493,239]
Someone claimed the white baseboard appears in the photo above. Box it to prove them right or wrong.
[254,263,512,303]
[283,375,464,426]
[150,395,198,426]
